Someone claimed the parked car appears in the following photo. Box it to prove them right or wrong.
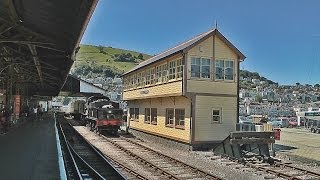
[288,119,298,127]
[239,117,253,124]
[268,118,289,128]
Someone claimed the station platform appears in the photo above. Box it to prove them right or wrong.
[0,115,60,179]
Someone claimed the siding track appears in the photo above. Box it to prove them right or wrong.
[101,134,223,180]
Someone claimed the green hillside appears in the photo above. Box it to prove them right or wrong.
[72,44,152,78]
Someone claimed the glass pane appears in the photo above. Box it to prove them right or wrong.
[201,66,210,78]
[215,67,223,79]
[191,57,196,64]
[216,60,224,68]
[201,58,210,65]
[195,58,201,65]
[213,116,220,122]
[212,110,220,116]
[225,67,234,80]
[191,65,200,77]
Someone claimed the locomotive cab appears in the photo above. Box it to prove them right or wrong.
[95,109,123,134]
[86,97,123,135]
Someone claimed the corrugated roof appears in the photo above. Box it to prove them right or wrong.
[0,0,98,96]
[123,29,246,76]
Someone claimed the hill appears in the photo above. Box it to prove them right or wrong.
[240,70,277,89]
[72,44,152,78]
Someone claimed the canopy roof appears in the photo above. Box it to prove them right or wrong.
[0,0,98,96]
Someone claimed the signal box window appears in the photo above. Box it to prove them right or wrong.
[151,108,157,125]
[168,61,176,80]
[144,108,151,124]
[134,108,139,120]
[215,60,224,80]
[212,108,221,123]
[191,57,211,79]
[130,108,139,121]
[175,109,185,128]
[165,108,174,127]
[225,60,234,80]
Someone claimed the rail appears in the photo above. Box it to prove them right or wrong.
[57,116,126,179]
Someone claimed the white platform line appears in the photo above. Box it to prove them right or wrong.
[54,113,67,180]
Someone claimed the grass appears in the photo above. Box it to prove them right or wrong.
[74,44,152,74]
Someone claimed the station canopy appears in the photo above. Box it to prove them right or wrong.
[0,0,98,96]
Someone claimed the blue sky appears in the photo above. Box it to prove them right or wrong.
[81,0,320,85]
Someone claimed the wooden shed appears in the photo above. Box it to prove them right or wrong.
[122,29,246,150]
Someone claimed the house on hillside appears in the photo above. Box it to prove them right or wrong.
[122,29,246,150]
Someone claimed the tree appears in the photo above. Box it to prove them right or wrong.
[314,84,320,88]
[296,82,300,86]
[252,72,260,79]
[98,45,104,53]
[255,95,263,103]
[138,53,144,60]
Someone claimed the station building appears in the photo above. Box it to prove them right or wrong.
[122,29,246,150]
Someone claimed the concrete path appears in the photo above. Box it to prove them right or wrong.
[275,127,320,162]
[0,116,60,180]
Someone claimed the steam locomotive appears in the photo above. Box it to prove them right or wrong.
[85,96,123,135]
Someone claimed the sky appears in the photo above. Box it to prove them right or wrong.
[81,0,320,85]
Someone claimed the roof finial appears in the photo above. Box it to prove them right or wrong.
[215,20,218,30]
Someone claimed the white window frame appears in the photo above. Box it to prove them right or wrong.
[212,108,222,123]
[215,59,235,81]
[191,57,211,79]
[224,60,234,81]
[162,63,168,82]
[144,108,151,123]
[175,109,185,127]
[215,60,224,80]
[168,60,176,80]
[176,58,184,79]
[156,65,162,83]
[165,108,174,126]
[151,108,157,125]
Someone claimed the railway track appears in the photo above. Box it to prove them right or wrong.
[106,135,320,180]
[64,117,148,179]
[101,134,223,180]
[254,162,320,180]
[57,117,126,179]
[218,154,320,180]
[67,117,320,179]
